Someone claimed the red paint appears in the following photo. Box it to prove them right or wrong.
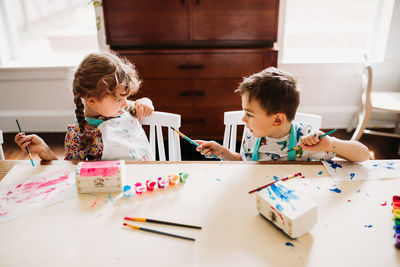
[381,201,387,206]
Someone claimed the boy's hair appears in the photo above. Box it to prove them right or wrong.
[72,51,142,157]
[235,67,299,121]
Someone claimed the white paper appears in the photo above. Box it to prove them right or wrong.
[0,164,77,223]
[322,159,400,181]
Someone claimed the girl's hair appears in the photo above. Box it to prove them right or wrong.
[235,67,299,121]
[72,51,142,156]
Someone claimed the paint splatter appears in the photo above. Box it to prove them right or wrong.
[276,204,284,211]
[216,178,221,181]
[356,189,361,193]
[90,199,97,209]
[381,201,387,206]
[347,200,351,202]
[318,171,323,175]
[285,242,295,247]
[316,186,320,190]
[350,173,355,180]
[364,225,373,228]
[267,187,276,200]
[270,184,298,202]
[326,160,343,169]
[329,188,342,193]
[108,193,114,203]
[273,176,279,181]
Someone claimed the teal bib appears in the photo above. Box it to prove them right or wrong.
[252,122,297,161]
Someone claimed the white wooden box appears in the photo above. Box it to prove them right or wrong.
[256,181,317,238]
[75,160,125,193]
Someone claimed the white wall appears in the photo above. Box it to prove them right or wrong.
[0,2,399,133]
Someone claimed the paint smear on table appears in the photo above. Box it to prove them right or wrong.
[0,165,76,223]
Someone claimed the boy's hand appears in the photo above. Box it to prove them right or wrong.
[299,130,334,152]
[195,140,224,159]
[135,98,154,121]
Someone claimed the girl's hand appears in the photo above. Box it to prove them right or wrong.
[14,133,48,153]
[299,130,334,152]
[135,98,154,121]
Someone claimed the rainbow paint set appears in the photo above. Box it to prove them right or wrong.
[256,180,317,238]
[393,195,400,249]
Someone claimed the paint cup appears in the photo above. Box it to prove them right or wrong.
[134,182,145,195]
[393,209,400,219]
[123,185,132,197]
[395,218,400,226]
[179,172,189,184]
[168,175,179,186]
[393,202,400,212]
[146,180,157,192]
[157,177,168,188]
[395,234,400,249]
[395,225,400,235]
[393,195,400,204]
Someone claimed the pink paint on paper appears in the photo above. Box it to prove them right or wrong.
[79,161,120,177]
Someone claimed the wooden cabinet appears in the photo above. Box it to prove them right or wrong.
[102,0,279,139]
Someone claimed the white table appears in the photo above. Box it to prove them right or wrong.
[0,161,399,267]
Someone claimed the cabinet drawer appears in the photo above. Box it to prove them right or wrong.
[135,79,242,108]
[124,51,264,79]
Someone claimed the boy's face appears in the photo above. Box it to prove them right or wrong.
[241,93,280,138]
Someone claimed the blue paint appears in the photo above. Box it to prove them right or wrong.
[273,176,279,181]
[329,188,342,193]
[285,242,295,247]
[123,185,132,197]
[216,178,221,181]
[307,157,312,161]
[350,173,355,180]
[364,224,373,228]
[316,186,320,190]
[326,160,343,169]
[270,184,298,203]
[267,187,276,200]
[276,204,284,211]
[108,193,114,203]
[318,171,323,175]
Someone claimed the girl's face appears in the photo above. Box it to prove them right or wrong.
[86,86,128,118]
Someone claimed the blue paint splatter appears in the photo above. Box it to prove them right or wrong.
[307,157,312,161]
[270,184,299,203]
[329,188,342,193]
[318,171,323,175]
[364,225,373,228]
[316,186,320,190]
[273,176,279,181]
[276,204,284,211]
[108,193,114,203]
[326,160,343,169]
[216,178,221,181]
[123,185,132,197]
[350,173,355,180]
[267,187,276,200]
[285,242,295,247]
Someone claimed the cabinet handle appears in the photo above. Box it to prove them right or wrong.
[182,119,205,124]
[178,64,204,70]
[180,90,205,97]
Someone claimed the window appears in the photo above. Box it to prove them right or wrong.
[0,0,99,67]
[281,0,395,63]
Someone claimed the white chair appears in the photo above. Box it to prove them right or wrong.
[348,54,400,153]
[141,111,181,161]
[223,110,322,152]
[0,130,4,160]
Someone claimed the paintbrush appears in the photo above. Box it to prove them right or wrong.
[123,222,195,241]
[248,172,303,194]
[124,217,202,229]
[288,129,337,152]
[171,127,219,160]
[16,119,35,167]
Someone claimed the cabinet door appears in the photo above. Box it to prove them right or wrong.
[192,0,279,44]
[102,0,189,47]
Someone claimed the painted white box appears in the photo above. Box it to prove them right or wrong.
[75,160,125,193]
[256,181,317,238]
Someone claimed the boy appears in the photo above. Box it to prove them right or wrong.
[196,67,370,162]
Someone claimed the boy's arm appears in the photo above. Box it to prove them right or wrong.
[325,138,370,162]
[300,130,370,162]
[196,140,242,161]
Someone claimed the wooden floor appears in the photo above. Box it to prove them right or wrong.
[2,129,399,160]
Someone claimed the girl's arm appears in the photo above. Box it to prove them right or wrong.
[134,97,154,120]
[14,133,58,160]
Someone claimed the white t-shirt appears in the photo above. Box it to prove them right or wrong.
[240,121,336,161]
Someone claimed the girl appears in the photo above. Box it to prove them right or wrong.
[15,52,154,161]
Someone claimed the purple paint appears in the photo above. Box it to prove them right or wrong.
[395,234,400,249]
[364,224,373,228]
[329,188,342,193]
